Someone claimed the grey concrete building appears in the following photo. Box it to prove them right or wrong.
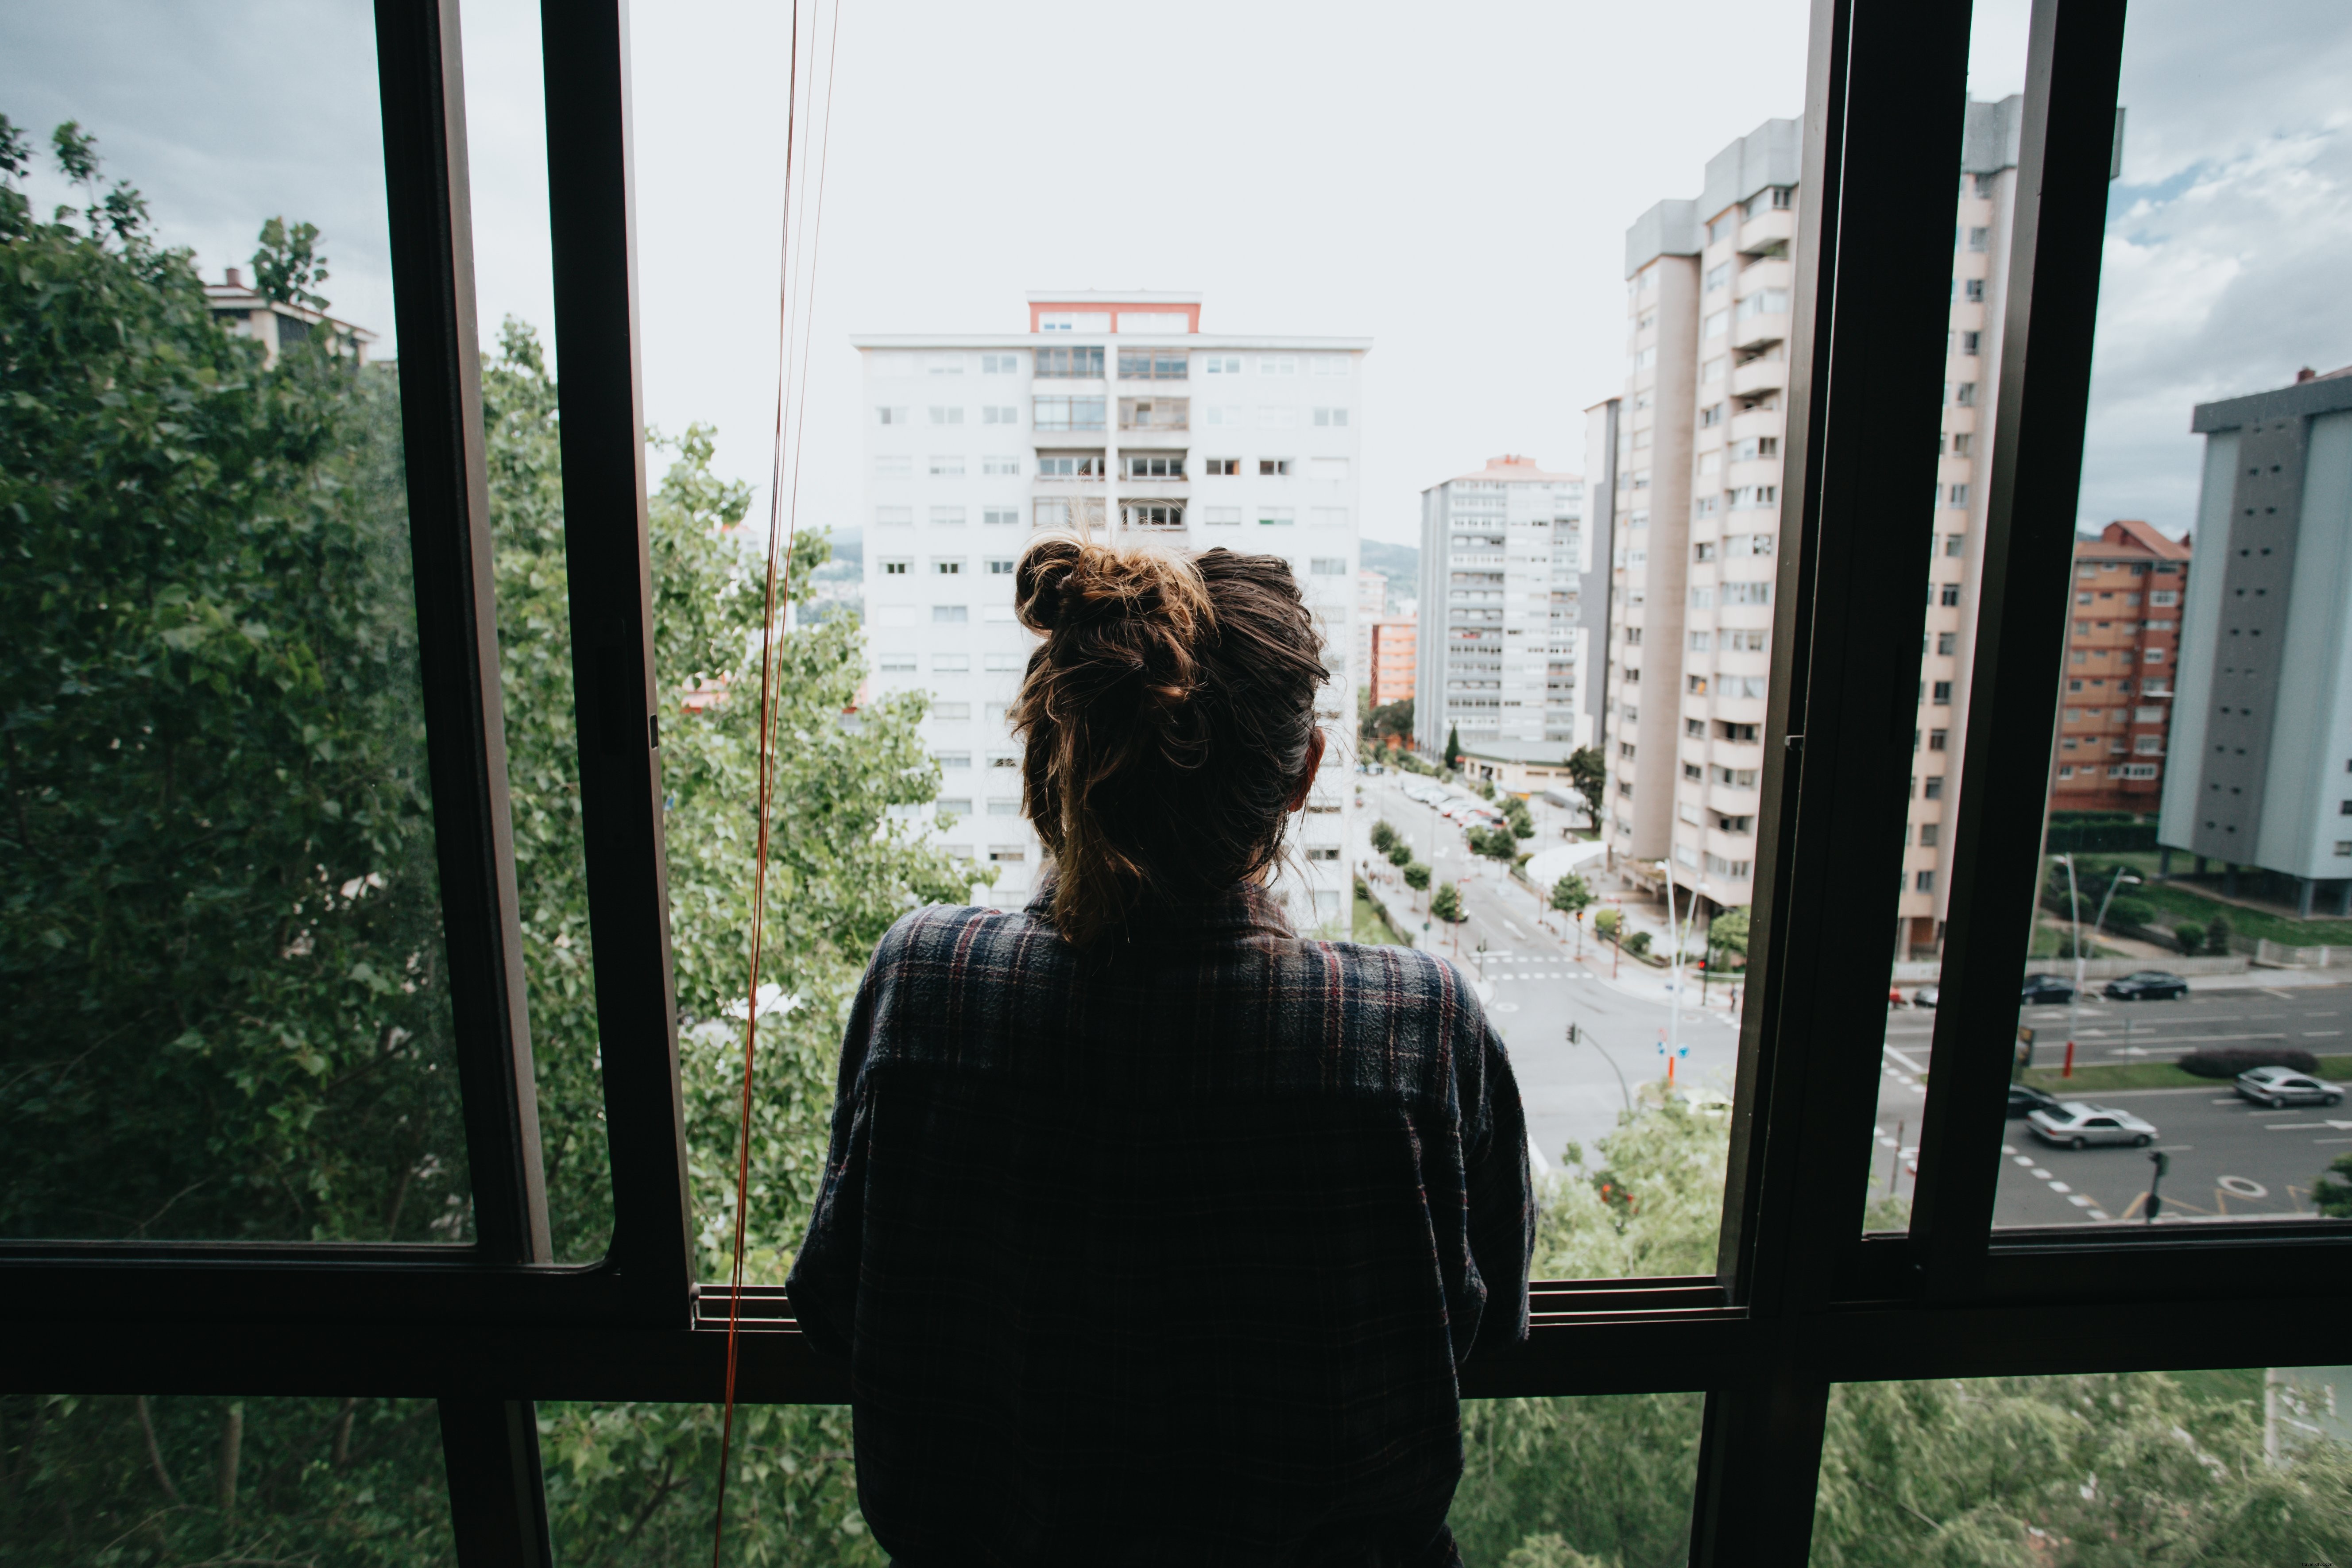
[2159,366,2352,917]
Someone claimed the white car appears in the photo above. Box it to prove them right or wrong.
[2026,1101,2157,1150]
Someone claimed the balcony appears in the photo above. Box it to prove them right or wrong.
[1730,356,1786,402]
[1738,205,1795,256]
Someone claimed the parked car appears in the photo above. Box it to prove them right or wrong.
[2234,1065,2345,1107]
[2020,974,2076,1005]
[2008,1083,2065,1119]
[1911,985,1940,1008]
[2027,1101,2157,1149]
[2103,970,2190,1001]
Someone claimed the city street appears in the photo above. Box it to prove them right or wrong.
[1880,986,2352,1228]
[1357,772,1741,1176]
[1360,770,2352,1231]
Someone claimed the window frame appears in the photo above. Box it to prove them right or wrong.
[17,4,2352,1564]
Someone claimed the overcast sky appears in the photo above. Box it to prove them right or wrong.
[4,1,2344,549]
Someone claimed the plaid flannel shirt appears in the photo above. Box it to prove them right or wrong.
[786,878,1534,1566]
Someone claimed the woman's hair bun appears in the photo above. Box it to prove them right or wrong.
[1014,533,1211,641]
[1014,534,1088,634]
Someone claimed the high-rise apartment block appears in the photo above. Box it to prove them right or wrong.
[1602,101,2023,956]
[2159,366,2352,917]
[855,292,1369,932]
[2051,520,2190,812]
[1354,568,1388,690]
[1412,456,1589,770]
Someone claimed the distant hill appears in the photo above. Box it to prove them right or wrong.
[1360,538,1420,610]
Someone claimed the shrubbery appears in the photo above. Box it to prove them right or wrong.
[2178,1046,2319,1079]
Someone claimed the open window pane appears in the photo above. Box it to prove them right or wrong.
[1811,1369,2352,1560]
[455,0,614,1264]
[1969,2,2352,1232]
[0,7,476,1240]
[0,1394,454,1556]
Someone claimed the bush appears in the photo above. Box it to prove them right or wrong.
[2172,921,2205,955]
[2106,896,2155,929]
[1624,930,1653,958]
[2205,913,2234,954]
[2318,1153,2352,1219]
[2178,1046,2319,1079]
[1594,908,1622,941]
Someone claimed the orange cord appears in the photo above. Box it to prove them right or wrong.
[712,0,845,1556]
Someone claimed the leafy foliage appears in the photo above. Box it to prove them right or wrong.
[0,1393,455,1565]
[0,131,468,1243]
[1564,745,1605,827]
[1430,882,1463,922]
[1549,874,1593,919]
[1403,861,1431,893]
[1369,819,1397,855]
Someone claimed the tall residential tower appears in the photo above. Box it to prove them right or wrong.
[1604,102,2026,957]
[1412,456,1589,779]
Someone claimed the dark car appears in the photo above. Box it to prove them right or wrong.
[2103,970,2190,1001]
[2008,1083,2065,1119]
[2020,974,2076,1005]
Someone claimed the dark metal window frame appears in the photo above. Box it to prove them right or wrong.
[9,1,2352,1563]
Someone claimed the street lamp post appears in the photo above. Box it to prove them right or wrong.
[1658,857,1686,1089]
[2057,852,2084,1070]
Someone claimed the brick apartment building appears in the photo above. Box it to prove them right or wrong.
[2050,519,2190,812]
[1368,612,1416,709]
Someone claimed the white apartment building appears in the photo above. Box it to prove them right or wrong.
[1412,457,1590,772]
[1602,102,2023,957]
[1354,568,1388,691]
[855,292,1369,934]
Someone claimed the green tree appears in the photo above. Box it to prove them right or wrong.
[1363,696,1414,751]
[2206,912,2234,954]
[1445,724,1462,769]
[1388,841,1416,870]
[1404,862,1432,894]
[251,214,330,310]
[1369,819,1398,855]
[1707,907,1749,975]
[1565,745,1606,829]
[1502,795,1536,839]
[2173,920,2205,954]
[1549,874,1593,920]
[1430,883,1463,922]
[1,136,466,1244]
[1470,825,1518,862]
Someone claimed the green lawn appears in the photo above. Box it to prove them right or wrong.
[1354,885,1411,947]
[2044,853,2352,947]
[2019,1055,2352,1094]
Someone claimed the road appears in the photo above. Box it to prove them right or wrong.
[1358,773,1741,1176]
[1880,985,2352,1228]
[1360,770,2352,1231]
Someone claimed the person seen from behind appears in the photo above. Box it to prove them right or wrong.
[788,535,1534,1564]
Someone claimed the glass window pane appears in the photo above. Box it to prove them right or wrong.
[1451,1394,1704,1563]
[1953,2,2352,1234]
[0,8,474,1240]
[0,1394,454,1555]
[1812,1369,2352,1560]
[456,0,612,1264]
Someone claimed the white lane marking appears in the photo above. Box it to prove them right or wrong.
[2304,1030,2344,1038]
[2014,1156,2035,1166]
[1885,1047,1929,1074]
[2031,1167,2054,1179]
[2048,1181,2072,1193]
[2068,1194,2094,1207]
[2264,1120,2352,1131]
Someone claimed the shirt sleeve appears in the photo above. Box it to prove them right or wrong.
[1462,1014,1535,1355]
[784,962,883,1363]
